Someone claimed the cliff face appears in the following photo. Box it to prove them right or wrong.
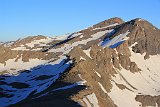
[0,17,160,107]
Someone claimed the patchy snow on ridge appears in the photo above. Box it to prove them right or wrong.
[11,37,53,51]
[49,30,113,54]
[100,30,130,48]
[52,33,82,40]
[25,37,53,48]
[93,23,119,31]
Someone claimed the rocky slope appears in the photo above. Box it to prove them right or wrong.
[0,17,160,107]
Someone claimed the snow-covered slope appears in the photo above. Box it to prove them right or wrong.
[0,56,72,107]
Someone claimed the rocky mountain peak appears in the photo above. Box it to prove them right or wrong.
[92,17,124,29]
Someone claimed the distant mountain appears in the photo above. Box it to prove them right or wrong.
[0,17,160,107]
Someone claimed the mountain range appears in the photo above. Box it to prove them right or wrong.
[0,17,160,107]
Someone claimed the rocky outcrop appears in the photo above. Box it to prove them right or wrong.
[136,95,160,107]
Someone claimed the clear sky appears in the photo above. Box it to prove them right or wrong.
[0,0,160,42]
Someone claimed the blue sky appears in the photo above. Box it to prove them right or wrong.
[0,0,160,42]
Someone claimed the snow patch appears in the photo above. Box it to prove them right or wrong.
[93,69,101,78]
[93,23,119,30]
[100,30,130,48]
[78,74,87,84]
[80,35,84,38]
[130,42,138,47]
[83,98,92,107]
[80,56,86,60]
[83,48,91,58]
[83,93,99,107]
[98,82,107,93]
[12,46,29,51]
[138,18,145,21]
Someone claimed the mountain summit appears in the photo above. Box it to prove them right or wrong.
[0,17,160,107]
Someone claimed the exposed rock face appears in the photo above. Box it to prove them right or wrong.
[0,17,160,107]
[125,19,160,55]
[135,95,160,107]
